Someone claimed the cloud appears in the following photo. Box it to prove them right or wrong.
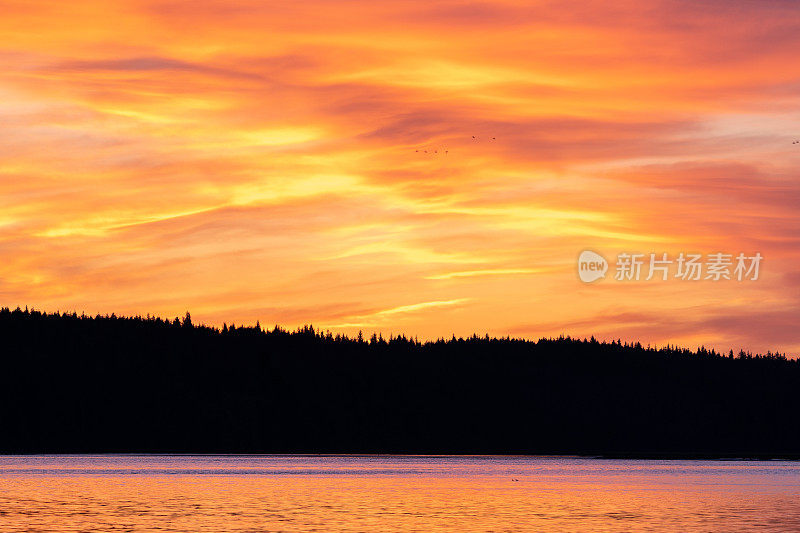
[1,0,800,353]
[51,56,264,80]
[510,303,800,354]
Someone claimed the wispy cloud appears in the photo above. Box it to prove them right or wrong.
[426,269,545,280]
[1,0,799,353]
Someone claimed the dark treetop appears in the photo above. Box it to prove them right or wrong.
[0,307,797,458]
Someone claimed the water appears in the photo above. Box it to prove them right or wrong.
[1,455,799,532]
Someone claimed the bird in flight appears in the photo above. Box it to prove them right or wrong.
[413,146,448,155]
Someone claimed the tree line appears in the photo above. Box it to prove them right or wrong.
[0,306,797,457]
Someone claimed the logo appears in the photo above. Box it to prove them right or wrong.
[578,250,608,283]
[576,250,762,283]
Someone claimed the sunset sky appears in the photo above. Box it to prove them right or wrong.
[2,0,799,354]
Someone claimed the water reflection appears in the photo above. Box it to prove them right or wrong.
[1,455,799,531]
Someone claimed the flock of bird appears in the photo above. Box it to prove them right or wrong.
[414,136,497,155]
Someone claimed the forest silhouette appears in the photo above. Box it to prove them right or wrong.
[0,306,798,458]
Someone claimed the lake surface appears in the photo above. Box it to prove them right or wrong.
[1,455,799,531]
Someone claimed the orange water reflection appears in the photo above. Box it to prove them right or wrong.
[1,456,799,531]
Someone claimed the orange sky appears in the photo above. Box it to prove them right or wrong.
[2,0,799,354]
